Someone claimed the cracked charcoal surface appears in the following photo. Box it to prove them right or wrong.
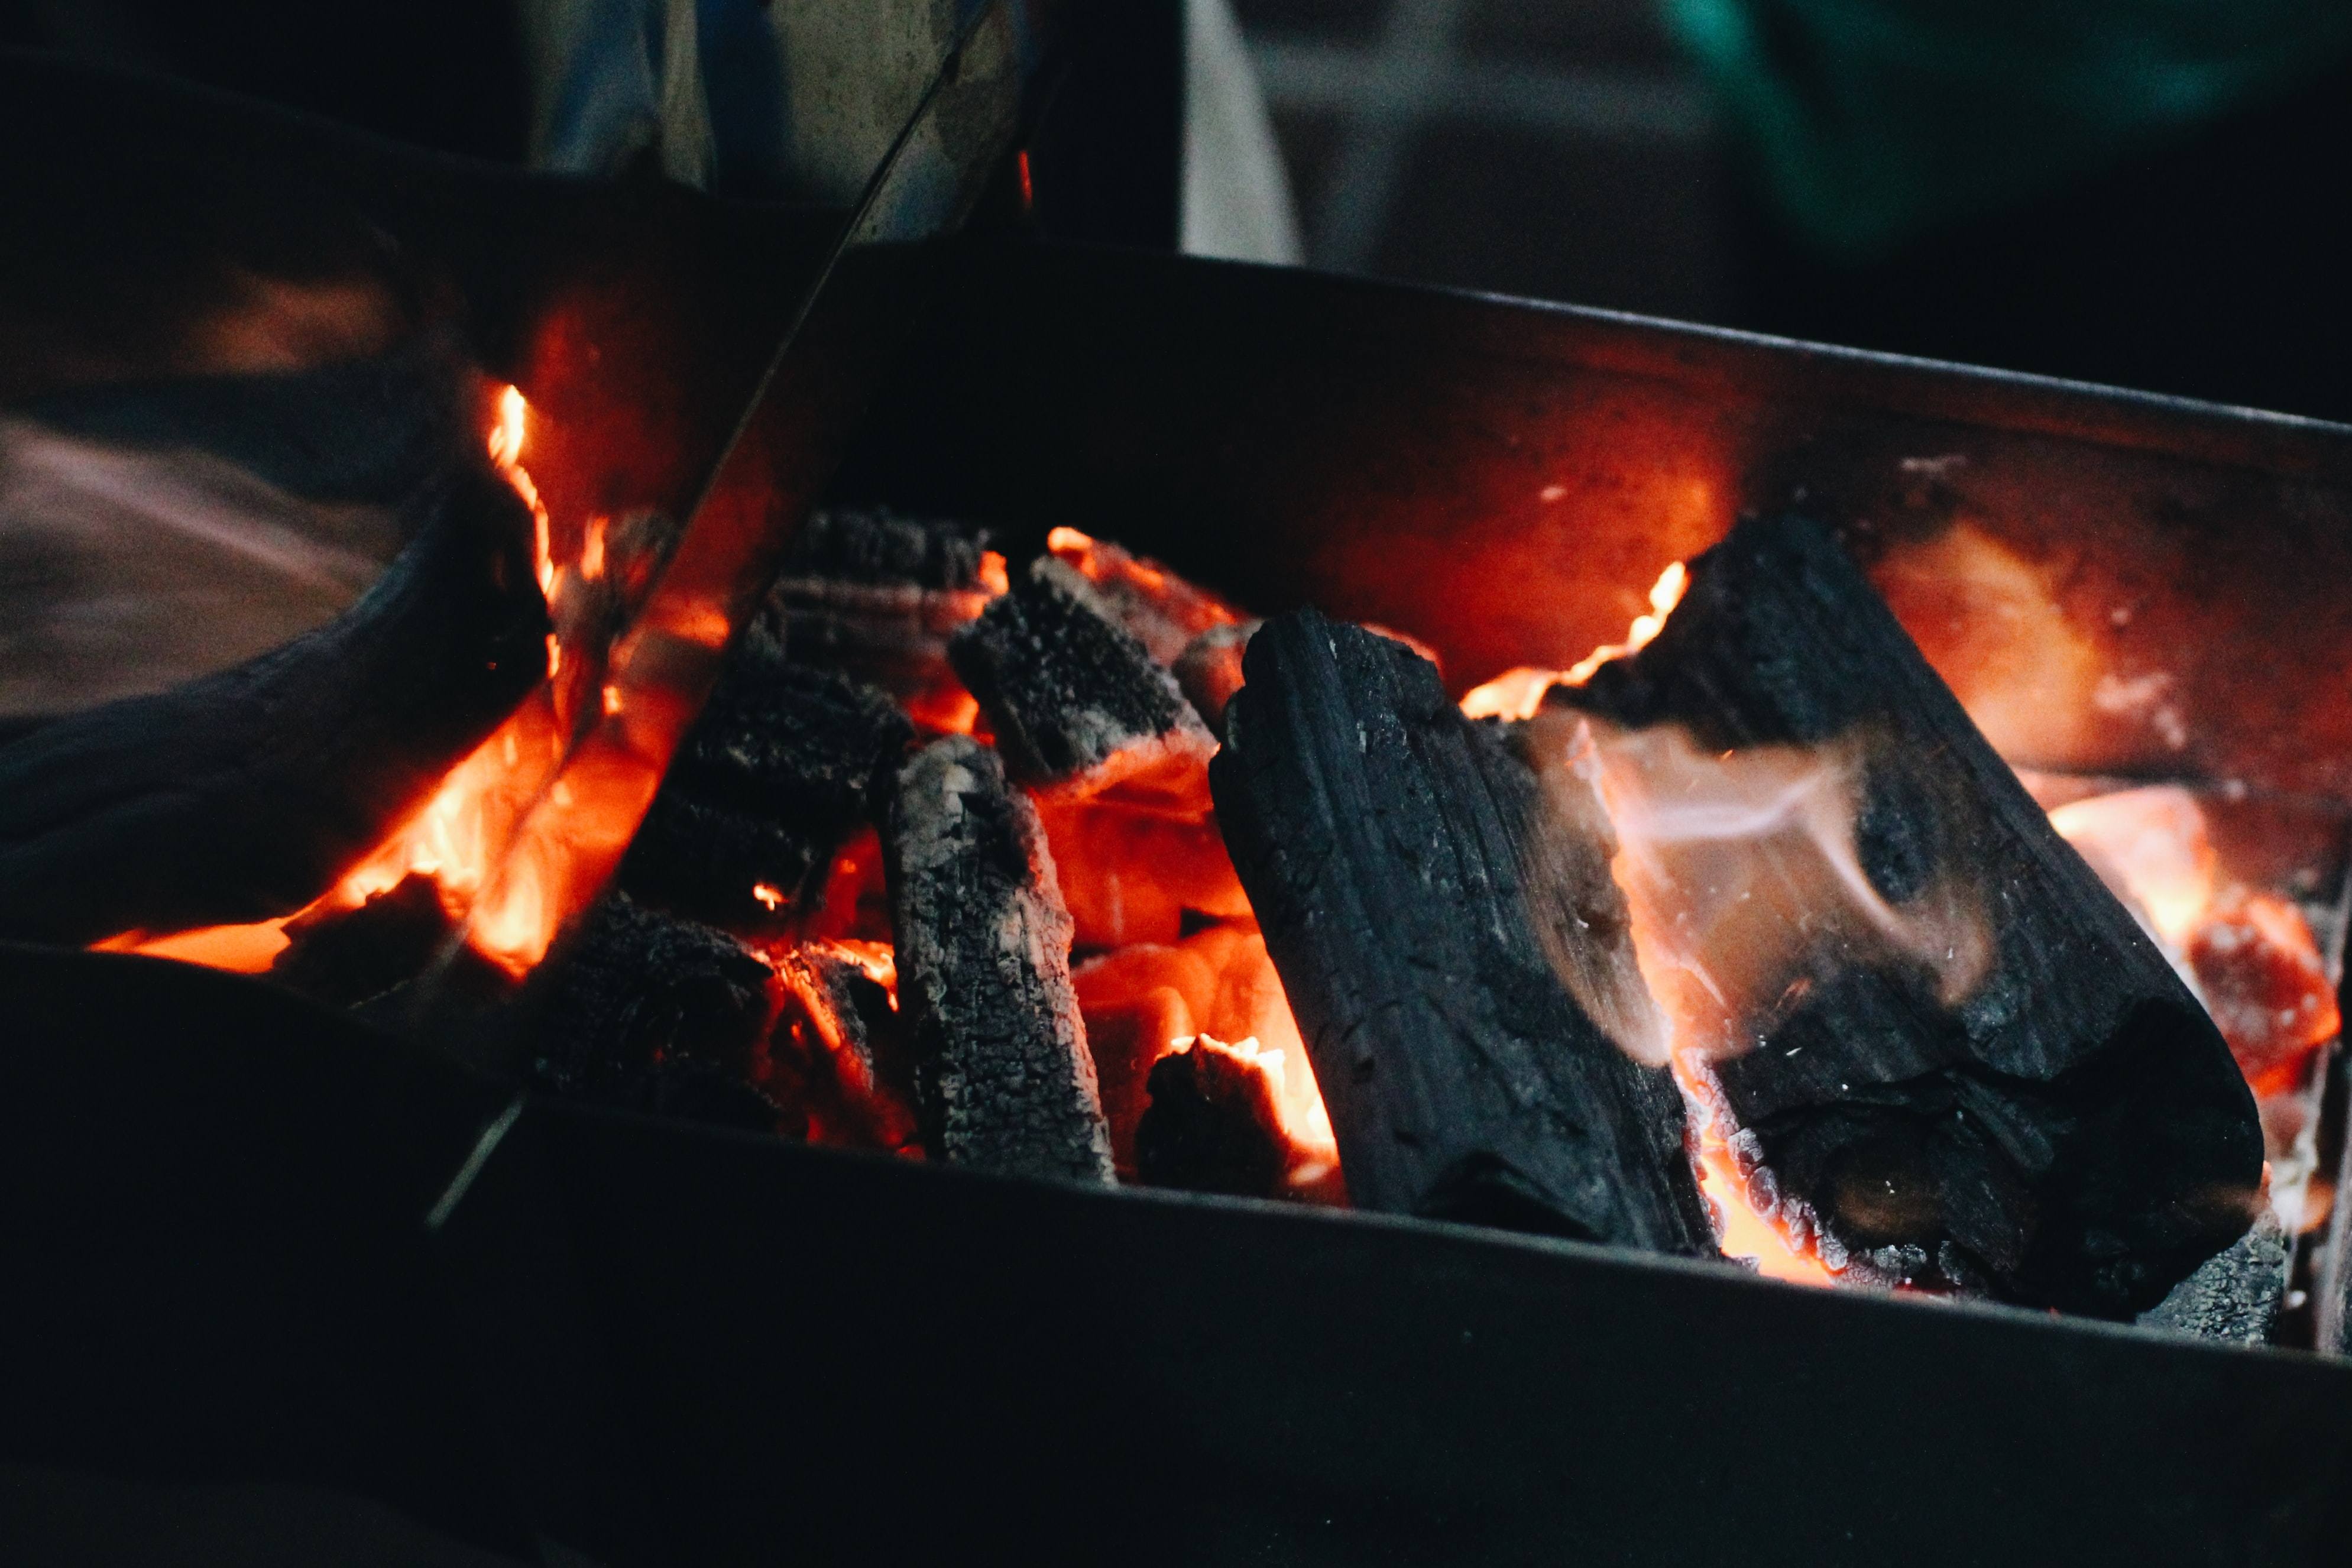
[782,506,992,589]
[534,893,791,1136]
[1210,610,1714,1253]
[886,736,1113,1183]
[2138,1211,2289,1345]
[948,556,1212,791]
[622,639,913,925]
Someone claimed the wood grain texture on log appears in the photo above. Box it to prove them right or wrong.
[621,636,913,927]
[886,736,1115,1184]
[1557,513,2263,1314]
[1209,611,1715,1253]
[0,457,547,946]
[948,557,1214,799]
[772,942,919,1154]
[533,893,793,1136]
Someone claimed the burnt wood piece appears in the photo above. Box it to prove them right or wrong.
[1047,532,1240,666]
[948,556,1214,798]
[269,873,455,1007]
[756,507,996,715]
[620,638,913,928]
[772,942,920,1153]
[0,458,547,946]
[548,507,680,740]
[2137,1211,2288,1345]
[1557,513,2263,1316]
[1209,611,1716,1253]
[1135,1037,1288,1198]
[533,893,792,1136]
[886,736,1115,1183]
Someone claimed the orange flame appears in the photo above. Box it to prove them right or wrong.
[1460,562,1685,720]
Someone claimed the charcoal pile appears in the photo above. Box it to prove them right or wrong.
[525,513,1330,1198]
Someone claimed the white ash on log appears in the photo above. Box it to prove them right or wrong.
[532,893,795,1136]
[886,736,1115,1184]
[620,637,913,928]
[1044,529,1240,666]
[948,556,1215,801]
[1209,611,1716,1253]
[1556,513,2264,1315]
[0,458,548,947]
[755,507,999,730]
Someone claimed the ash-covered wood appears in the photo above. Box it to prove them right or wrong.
[1209,611,1715,1253]
[620,637,913,927]
[1174,619,1259,731]
[2137,1211,2289,1345]
[1135,1036,1290,1198]
[1046,531,1240,666]
[756,507,997,724]
[533,893,793,1136]
[949,556,1214,799]
[0,457,547,946]
[886,736,1114,1183]
[1557,513,2263,1315]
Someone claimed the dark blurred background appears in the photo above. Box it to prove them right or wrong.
[7,0,2350,420]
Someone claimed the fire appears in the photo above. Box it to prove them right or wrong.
[103,384,601,979]
[488,384,555,597]
[1460,562,1685,720]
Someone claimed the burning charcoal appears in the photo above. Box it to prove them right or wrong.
[1557,513,2263,1316]
[757,507,1001,732]
[621,639,914,928]
[948,557,1215,801]
[1209,612,1715,1253]
[1174,620,1259,731]
[268,873,455,1006]
[1046,526,1241,666]
[772,941,919,1154]
[886,736,1114,1183]
[1136,1036,1290,1198]
[1032,792,1252,950]
[2188,889,2339,1094]
[534,893,795,1137]
[2137,1210,2290,1345]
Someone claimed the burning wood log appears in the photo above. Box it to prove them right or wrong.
[1173,620,1258,731]
[756,506,1000,733]
[0,457,548,947]
[1044,527,1240,666]
[620,636,913,928]
[886,735,1115,1184]
[1209,611,1716,1253]
[1556,513,2264,1315]
[771,940,919,1154]
[948,556,1214,802]
[533,893,795,1136]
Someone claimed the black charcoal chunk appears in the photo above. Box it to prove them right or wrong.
[886,736,1113,1183]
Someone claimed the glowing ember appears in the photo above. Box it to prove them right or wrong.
[751,883,785,912]
[1459,562,1685,720]
[488,384,555,597]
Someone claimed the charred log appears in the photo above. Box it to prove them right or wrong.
[948,557,1214,800]
[886,736,1114,1183]
[1045,529,1240,666]
[1557,513,2263,1315]
[532,893,793,1136]
[2137,1210,2289,1345]
[0,457,547,946]
[756,507,997,727]
[620,638,913,928]
[1209,611,1715,1254]
[1135,1036,1290,1198]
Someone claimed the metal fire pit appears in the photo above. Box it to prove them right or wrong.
[7,44,2352,1568]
